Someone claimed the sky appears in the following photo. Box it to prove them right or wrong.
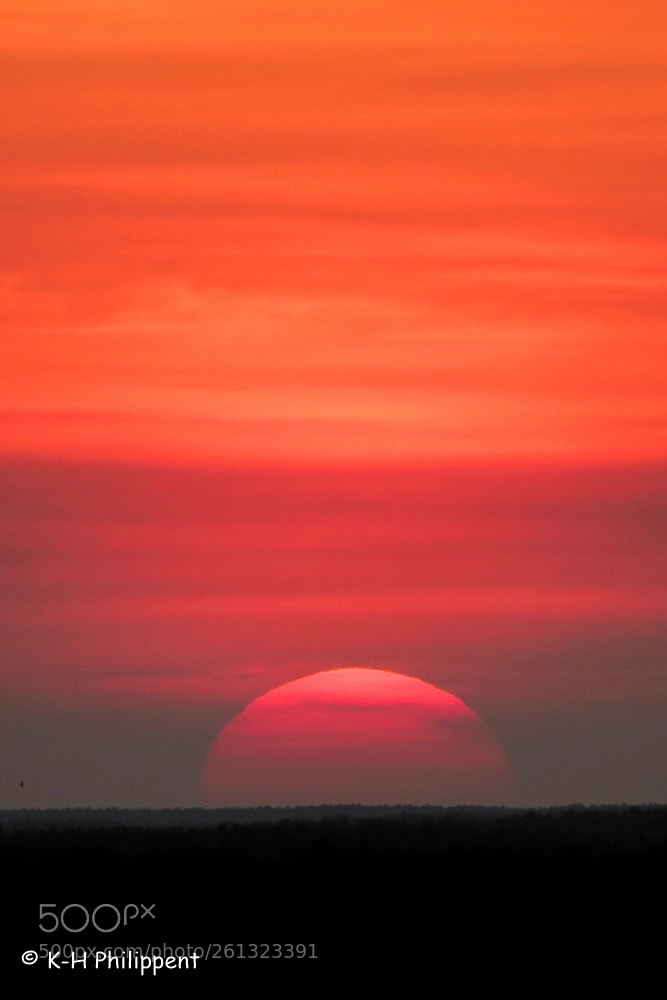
[1,0,665,808]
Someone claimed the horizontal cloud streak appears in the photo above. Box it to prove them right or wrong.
[2,458,664,707]
[3,283,665,462]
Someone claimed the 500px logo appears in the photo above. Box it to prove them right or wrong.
[39,903,156,934]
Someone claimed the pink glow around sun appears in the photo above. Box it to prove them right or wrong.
[200,668,514,806]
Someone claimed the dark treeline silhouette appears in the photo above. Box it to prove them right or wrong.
[6,806,664,983]
[2,803,667,860]
[3,803,516,828]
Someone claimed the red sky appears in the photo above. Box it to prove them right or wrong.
[1,1,665,807]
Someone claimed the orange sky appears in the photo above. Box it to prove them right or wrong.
[2,0,665,464]
[1,2,666,808]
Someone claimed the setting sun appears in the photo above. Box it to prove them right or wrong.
[201,668,513,807]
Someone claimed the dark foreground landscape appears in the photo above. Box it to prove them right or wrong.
[4,805,665,985]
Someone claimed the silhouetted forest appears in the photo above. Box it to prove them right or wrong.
[4,802,667,857]
[5,806,664,983]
